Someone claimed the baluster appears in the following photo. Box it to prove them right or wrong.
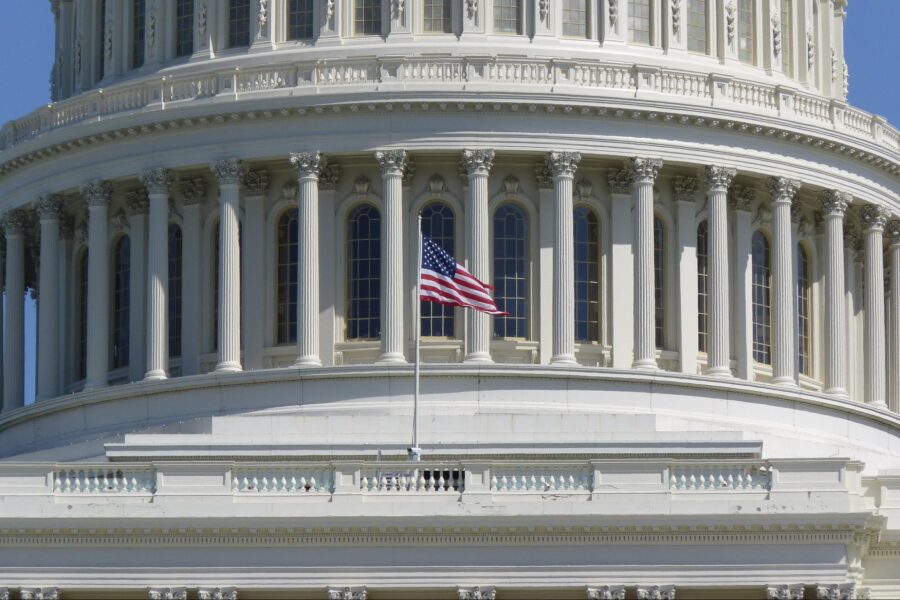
[529,474,537,491]
[437,471,446,492]
[500,475,508,491]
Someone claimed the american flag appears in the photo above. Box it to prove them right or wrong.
[420,235,507,315]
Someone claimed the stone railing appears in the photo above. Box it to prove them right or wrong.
[1,56,897,157]
[53,466,156,495]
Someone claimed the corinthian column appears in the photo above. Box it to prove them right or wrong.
[36,195,63,401]
[82,180,112,390]
[631,157,663,370]
[211,159,245,373]
[702,166,736,377]
[888,220,900,412]
[820,190,851,396]
[860,204,889,408]
[2,210,28,411]
[768,177,802,386]
[290,152,325,367]
[548,151,581,365]
[140,169,174,381]
[462,149,495,364]
[375,150,409,364]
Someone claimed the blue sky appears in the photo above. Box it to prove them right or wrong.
[0,1,898,405]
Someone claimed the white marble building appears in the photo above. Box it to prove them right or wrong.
[0,0,898,598]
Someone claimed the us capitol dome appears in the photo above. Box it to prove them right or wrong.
[0,0,898,598]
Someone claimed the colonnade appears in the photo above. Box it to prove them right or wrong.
[1,151,898,413]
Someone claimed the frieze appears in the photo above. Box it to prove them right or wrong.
[179,178,208,206]
[243,169,270,196]
[607,168,632,194]
[673,176,698,202]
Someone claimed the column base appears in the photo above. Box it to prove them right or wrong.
[83,379,109,391]
[143,370,168,382]
[215,362,243,374]
[772,376,798,387]
[550,355,578,366]
[464,352,494,365]
[377,353,408,365]
[867,400,889,410]
[632,359,659,371]
[294,356,323,368]
[705,366,733,378]
[825,387,849,398]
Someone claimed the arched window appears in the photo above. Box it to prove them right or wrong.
[77,249,89,381]
[751,231,772,364]
[276,209,299,345]
[781,0,793,76]
[574,206,600,343]
[687,0,708,53]
[175,0,194,57]
[112,236,131,370]
[354,0,382,35]
[654,216,666,349]
[424,0,453,33]
[347,205,381,340]
[493,204,528,339]
[228,0,252,48]
[132,0,146,69]
[697,220,709,353]
[628,0,652,44]
[169,224,183,358]
[494,0,522,34]
[287,0,315,39]
[797,244,812,376]
[421,203,455,338]
[737,0,755,64]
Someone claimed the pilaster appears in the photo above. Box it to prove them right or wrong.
[631,157,663,370]
[241,169,269,371]
[82,179,112,390]
[536,162,554,366]
[608,166,634,369]
[768,176,802,386]
[731,185,756,380]
[319,163,340,366]
[462,149,495,363]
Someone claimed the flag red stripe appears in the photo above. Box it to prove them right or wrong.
[420,282,504,313]
[421,271,496,305]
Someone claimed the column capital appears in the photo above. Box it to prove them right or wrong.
[814,583,855,600]
[327,586,368,600]
[607,167,633,194]
[462,149,495,176]
[767,176,802,204]
[1,209,31,235]
[179,178,208,206]
[19,589,59,600]
[290,152,326,179]
[729,185,757,211]
[210,159,246,185]
[859,204,890,232]
[375,149,409,177]
[35,194,63,220]
[81,179,112,207]
[547,151,582,178]
[819,190,852,217]
[126,189,150,215]
[766,584,805,600]
[148,588,187,600]
[197,588,238,600]
[636,585,676,600]
[673,176,699,202]
[887,220,900,246]
[140,168,175,195]
[588,585,626,600]
[457,586,495,600]
[701,165,737,191]
[630,157,664,183]
[243,169,270,197]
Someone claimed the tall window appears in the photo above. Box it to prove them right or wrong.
[175,0,194,57]
[132,0,146,69]
[781,0,793,76]
[697,221,709,353]
[169,224,183,358]
[347,205,381,340]
[562,0,589,38]
[628,0,651,44]
[751,231,772,364]
[112,236,131,370]
[737,0,755,64]
[354,0,382,35]
[98,0,107,79]
[797,244,812,376]
[493,204,528,339]
[493,0,521,34]
[654,216,666,349]
[288,0,315,40]
[574,207,600,343]
[424,0,452,33]
[421,203,455,337]
[687,0,707,53]
[228,0,252,48]
[277,209,299,345]
[78,249,89,381]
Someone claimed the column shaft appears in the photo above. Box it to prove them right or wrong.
[704,167,736,376]
[888,222,900,412]
[126,195,148,383]
[141,170,173,381]
[549,152,581,365]
[212,160,245,373]
[769,177,801,385]
[631,158,663,370]
[291,153,324,367]
[36,197,62,401]
[241,172,268,371]
[83,181,111,390]
[861,205,889,408]
[674,178,699,375]
[820,191,850,396]
[375,150,408,364]
[179,179,208,376]
[2,212,27,411]
[462,150,495,364]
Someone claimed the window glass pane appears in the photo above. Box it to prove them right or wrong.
[168,224,183,357]
[132,0,146,69]
[781,0,793,76]
[493,204,528,339]
[797,244,811,376]
[697,221,709,352]
[687,0,707,53]
[424,0,453,33]
[229,0,252,48]
[347,205,381,340]
[562,0,588,38]
[277,210,299,344]
[175,0,194,57]
[78,250,89,380]
[112,236,131,369]
[354,0,382,35]
[628,0,651,44]
[574,207,600,343]
[288,0,315,39]
[738,0,755,63]
[420,203,455,337]
[654,216,665,349]
[752,230,772,364]
[493,0,521,34]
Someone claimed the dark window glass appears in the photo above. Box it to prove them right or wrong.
[697,220,709,352]
[229,0,252,48]
[277,209,299,344]
[420,203,455,338]
[574,206,600,343]
[288,0,315,40]
[798,244,812,376]
[354,0,382,35]
[132,0,146,69]
[752,230,772,364]
[78,249,89,381]
[169,224,183,357]
[347,205,381,340]
[654,216,665,349]
[112,236,131,370]
[99,0,107,79]
[493,204,528,339]
[175,0,194,57]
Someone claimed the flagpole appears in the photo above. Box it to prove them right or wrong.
[408,214,423,462]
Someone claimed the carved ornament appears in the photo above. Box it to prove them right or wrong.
[702,165,736,191]
[886,220,900,245]
[636,585,676,600]
[725,2,736,45]
[462,149,495,176]
[465,0,478,20]
[126,189,150,214]
[819,190,851,217]
[766,586,804,600]
[458,586,496,600]
[211,159,246,185]
[291,152,326,179]
[353,176,372,196]
[671,0,681,36]
[391,0,405,20]
[141,168,175,194]
[258,0,269,36]
[198,1,208,36]
[19,590,59,600]
[427,174,446,195]
[609,0,618,27]
[772,16,781,58]
[319,163,342,190]
[148,588,187,600]
[147,0,157,48]
[197,588,238,600]
[375,149,408,177]
[576,177,593,198]
[81,180,113,206]
[807,28,815,69]
[179,178,208,206]
[539,0,550,24]
[767,176,801,203]
[547,151,581,178]
[243,169,270,196]
[858,204,889,231]
[607,168,633,194]
[327,586,367,600]
[502,175,520,195]
[35,194,63,220]
[588,585,627,600]
[59,214,75,240]
[631,157,663,183]
[815,584,856,600]
[673,176,698,202]
[729,185,757,211]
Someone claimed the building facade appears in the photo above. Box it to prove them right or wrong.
[0,0,898,597]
